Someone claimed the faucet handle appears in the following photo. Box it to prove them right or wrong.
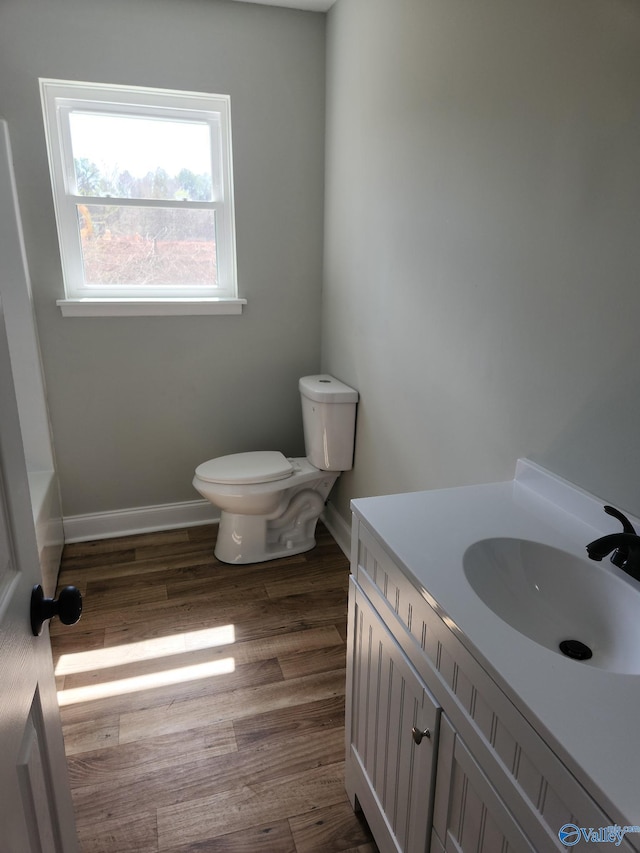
[603,505,636,535]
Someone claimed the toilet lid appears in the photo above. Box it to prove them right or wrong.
[195,451,294,485]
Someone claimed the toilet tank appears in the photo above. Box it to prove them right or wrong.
[299,375,359,471]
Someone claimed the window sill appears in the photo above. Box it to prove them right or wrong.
[56,298,247,317]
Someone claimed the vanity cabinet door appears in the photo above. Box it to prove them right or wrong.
[432,715,536,853]
[346,580,440,853]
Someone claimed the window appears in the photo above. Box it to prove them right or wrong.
[40,79,243,316]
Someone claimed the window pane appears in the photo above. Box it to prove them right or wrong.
[70,113,213,201]
[77,204,217,286]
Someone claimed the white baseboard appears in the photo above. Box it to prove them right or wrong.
[321,500,352,558]
[63,497,351,551]
[63,499,220,543]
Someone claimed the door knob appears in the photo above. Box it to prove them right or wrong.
[412,726,431,745]
[31,584,82,636]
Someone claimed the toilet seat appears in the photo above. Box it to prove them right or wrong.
[195,451,294,486]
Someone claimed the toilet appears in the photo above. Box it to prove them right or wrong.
[192,375,359,564]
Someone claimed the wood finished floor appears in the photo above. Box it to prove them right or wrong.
[50,523,378,853]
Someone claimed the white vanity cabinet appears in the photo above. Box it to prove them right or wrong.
[345,512,638,853]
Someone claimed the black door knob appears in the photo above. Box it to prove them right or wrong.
[31,584,83,636]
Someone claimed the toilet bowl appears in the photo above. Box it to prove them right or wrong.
[193,375,358,564]
[193,453,339,563]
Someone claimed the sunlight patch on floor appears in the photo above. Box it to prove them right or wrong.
[57,657,236,706]
[55,624,236,675]
[55,624,237,706]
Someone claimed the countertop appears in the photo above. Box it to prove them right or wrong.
[351,460,640,829]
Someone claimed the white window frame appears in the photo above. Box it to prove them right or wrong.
[40,79,244,316]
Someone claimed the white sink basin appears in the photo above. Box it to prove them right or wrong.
[463,538,640,674]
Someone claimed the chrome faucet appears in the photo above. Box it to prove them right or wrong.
[586,505,640,582]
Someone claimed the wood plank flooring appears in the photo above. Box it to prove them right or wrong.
[50,523,378,853]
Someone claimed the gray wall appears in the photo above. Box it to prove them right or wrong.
[4,0,640,528]
[323,0,640,521]
[0,0,325,516]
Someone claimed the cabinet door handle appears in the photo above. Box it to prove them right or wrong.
[412,726,431,745]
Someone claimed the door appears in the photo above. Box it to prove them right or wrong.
[432,716,535,853]
[346,579,440,853]
[0,295,79,853]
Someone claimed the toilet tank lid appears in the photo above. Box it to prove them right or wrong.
[299,375,359,403]
[195,451,294,485]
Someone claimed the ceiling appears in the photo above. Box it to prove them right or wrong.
[231,0,337,11]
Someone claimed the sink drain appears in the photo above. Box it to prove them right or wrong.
[559,639,592,661]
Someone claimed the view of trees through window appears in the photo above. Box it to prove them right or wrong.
[74,158,217,287]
